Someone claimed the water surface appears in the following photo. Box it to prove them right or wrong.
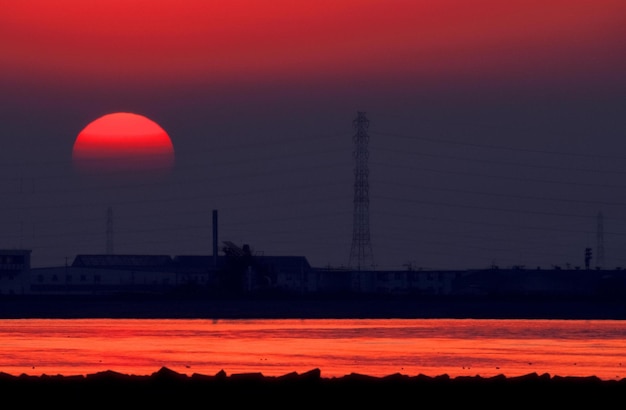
[1,318,624,380]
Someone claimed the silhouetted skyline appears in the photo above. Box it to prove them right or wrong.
[1,1,625,270]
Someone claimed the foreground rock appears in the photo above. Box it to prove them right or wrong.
[0,368,624,406]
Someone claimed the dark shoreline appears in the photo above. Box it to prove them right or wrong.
[2,367,625,405]
[2,293,626,320]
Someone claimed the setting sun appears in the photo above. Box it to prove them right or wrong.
[72,112,175,176]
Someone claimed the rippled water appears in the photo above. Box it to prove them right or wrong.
[1,318,624,380]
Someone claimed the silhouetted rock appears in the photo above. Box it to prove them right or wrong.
[382,372,408,381]
[0,372,16,381]
[215,369,227,379]
[230,372,265,381]
[299,368,321,380]
[86,369,129,381]
[189,372,214,381]
[276,371,299,381]
[152,366,187,381]
[0,370,624,407]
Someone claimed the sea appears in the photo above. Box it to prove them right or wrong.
[0,318,624,381]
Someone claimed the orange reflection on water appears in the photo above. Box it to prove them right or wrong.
[0,319,624,380]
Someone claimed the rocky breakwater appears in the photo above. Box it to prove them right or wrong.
[1,367,624,407]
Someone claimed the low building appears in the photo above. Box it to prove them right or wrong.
[260,256,315,293]
[0,250,31,295]
[30,254,178,295]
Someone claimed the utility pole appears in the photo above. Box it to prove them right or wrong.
[596,211,605,268]
[349,111,374,271]
[585,247,592,270]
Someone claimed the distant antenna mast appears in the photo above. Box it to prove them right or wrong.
[597,211,605,267]
[106,206,114,254]
[349,111,374,270]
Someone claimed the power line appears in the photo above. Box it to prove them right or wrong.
[372,130,626,161]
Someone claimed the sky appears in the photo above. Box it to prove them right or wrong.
[1,0,625,270]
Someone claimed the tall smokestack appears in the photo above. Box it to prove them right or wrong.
[212,209,218,267]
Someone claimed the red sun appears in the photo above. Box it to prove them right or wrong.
[72,112,175,176]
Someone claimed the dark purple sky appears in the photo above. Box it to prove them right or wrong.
[1,1,625,270]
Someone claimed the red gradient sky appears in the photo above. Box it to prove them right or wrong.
[1,1,625,270]
[3,0,624,91]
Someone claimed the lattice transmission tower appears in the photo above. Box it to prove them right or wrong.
[349,111,374,270]
[106,206,114,254]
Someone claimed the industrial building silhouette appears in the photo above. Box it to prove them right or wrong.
[2,245,626,302]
